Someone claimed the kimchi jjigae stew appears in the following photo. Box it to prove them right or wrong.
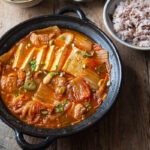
[0,26,111,128]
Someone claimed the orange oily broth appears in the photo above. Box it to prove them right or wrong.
[0,26,111,128]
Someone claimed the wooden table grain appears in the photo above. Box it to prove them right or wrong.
[0,0,150,150]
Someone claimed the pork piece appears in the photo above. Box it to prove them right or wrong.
[51,76,67,100]
[30,33,55,46]
[67,77,91,102]
[74,103,86,119]
[17,71,26,86]
[0,73,17,92]
[93,43,103,51]
[68,103,86,119]
[51,76,66,87]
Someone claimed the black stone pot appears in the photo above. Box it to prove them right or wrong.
[0,6,122,150]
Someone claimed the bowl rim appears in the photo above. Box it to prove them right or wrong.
[103,0,150,51]
[3,0,38,4]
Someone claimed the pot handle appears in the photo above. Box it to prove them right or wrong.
[15,130,56,150]
[55,6,87,21]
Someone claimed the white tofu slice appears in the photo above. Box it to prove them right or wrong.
[50,46,68,71]
[63,46,100,90]
[12,43,23,68]
[62,46,84,76]
[20,47,35,70]
[43,45,55,71]
[35,47,46,71]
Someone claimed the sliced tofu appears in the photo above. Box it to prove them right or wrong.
[63,46,100,90]
[35,46,46,71]
[43,44,55,71]
[60,33,74,45]
[12,43,24,68]
[62,46,84,76]
[20,47,35,70]
[50,46,69,71]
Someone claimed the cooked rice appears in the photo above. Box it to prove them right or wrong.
[113,0,150,47]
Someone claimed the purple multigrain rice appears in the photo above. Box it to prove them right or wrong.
[113,0,150,47]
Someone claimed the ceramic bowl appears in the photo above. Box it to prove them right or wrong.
[103,0,150,50]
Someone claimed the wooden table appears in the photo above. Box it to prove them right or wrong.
[0,0,149,150]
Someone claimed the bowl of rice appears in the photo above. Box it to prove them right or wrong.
[103,0,150,50]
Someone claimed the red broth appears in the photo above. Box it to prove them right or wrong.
[0,26,111,128]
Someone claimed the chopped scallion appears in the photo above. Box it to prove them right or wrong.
[50,72,56,77]
[27,43,31,48]
[55,104,64,113]
[60,86,66,94]
[24,79,36,91]
[29,60,36,71]
[60,36,65,40]
[40,61,45,65]
[56,65,59,71]
[40,110,48,115]
[85,103,92,110]
[14,93,19,97]
[95,66,100,71]
[95,64,106,74]
[26,72,31,76]
[83,51,94,58]
[62,100,68,106]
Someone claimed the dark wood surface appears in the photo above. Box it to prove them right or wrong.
[0,0,149,150]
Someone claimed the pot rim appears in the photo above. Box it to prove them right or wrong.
[0,10,122,138]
